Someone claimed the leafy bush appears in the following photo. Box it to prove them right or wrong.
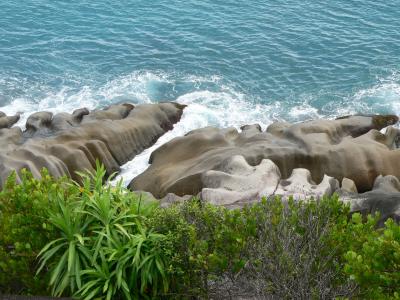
[149,198,251,298]
[150,196,359,299]
[37,163,169,299]
[1,164,399,299]
[238,196,357,299]
[0,169,78,294]
[151,196,400,299]
[343,215,400,299]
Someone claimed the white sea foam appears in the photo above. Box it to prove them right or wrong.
[288,103,320,121]
[0,86,99,129]
[112,73,400,185]
[1,71,400,186]
[112,86,277,186]
[352,82,400,116]
[0,72,174,128]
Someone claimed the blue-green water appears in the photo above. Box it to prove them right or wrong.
[1,0,400,125]
[2,0,400,179]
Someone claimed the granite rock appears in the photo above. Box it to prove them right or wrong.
[0,102,185,187]
[130,115,399,197]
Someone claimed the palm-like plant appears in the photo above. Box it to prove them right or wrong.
[37,162,170,299]
[78,250,123,300]
[77,223,169,300]
[37,193,91,296]
[115,224,169,297]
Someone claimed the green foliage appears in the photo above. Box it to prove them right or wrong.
[343,215,400,299]
[1,163,399,299]
[238,196,356,299]
[0,169,78,294]
[149,198,251,297]
[36,192,91,296]
[37,162,169,299]
[150,196,358,298]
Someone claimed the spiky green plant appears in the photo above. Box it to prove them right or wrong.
[0,169,79,294]
[77,224,170,300]
[37,195,91,296]
[37,161,170,299]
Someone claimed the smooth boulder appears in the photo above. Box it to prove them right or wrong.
[340,175,400,224]
[130,115,399,198]
[0,102,185,187]
[200,155,339,208]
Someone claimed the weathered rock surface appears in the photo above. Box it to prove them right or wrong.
[0,102,185,187]
[274,168,339,201]
[341,178,358,193]
[130,115,400,198]
[199,155,339,208]
[339,175,400,224]
[200,155,281,207]
[0,112,20,129]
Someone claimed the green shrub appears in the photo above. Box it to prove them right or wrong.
[149,198,251,298]
[0,169,78,295]
[343,215,400,299]
[37,163,169,299]
[239,196,357,299]
[150,196,359,299]
[1,164,399,299]
[150,195,400,299]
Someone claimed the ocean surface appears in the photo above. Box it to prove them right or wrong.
[1,0,400,183]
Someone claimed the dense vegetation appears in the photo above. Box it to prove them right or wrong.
[0,164,399,299]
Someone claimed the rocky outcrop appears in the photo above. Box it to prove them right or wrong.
[200,155,339,208]
[0,112,20,129]
[2,103,399,220]
[0,102,185,187]
[339,175,400,225]
[133,158,400,224]
[130,115,400,198]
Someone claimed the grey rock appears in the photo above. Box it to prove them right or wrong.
[0,113,20,129]
[343,175,400,224]
[200,155,281,208]
[0,103,185,187]
[199,155,338,208]
[341,178,358,193]
[130,115,399,197]
[160,193,194,208]
[274,168,339,201]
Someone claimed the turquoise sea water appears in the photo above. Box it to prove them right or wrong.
[1,1,400,180]
[1,0,400,123]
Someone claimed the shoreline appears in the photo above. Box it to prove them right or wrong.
[1,103,399,222]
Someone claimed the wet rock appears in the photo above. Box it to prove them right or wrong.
[343,175,400,225]
[0,113,20,129]
[199,155,339,208]
[130,115,399,198]
[341,178,358,193]
[0,103,185,187]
